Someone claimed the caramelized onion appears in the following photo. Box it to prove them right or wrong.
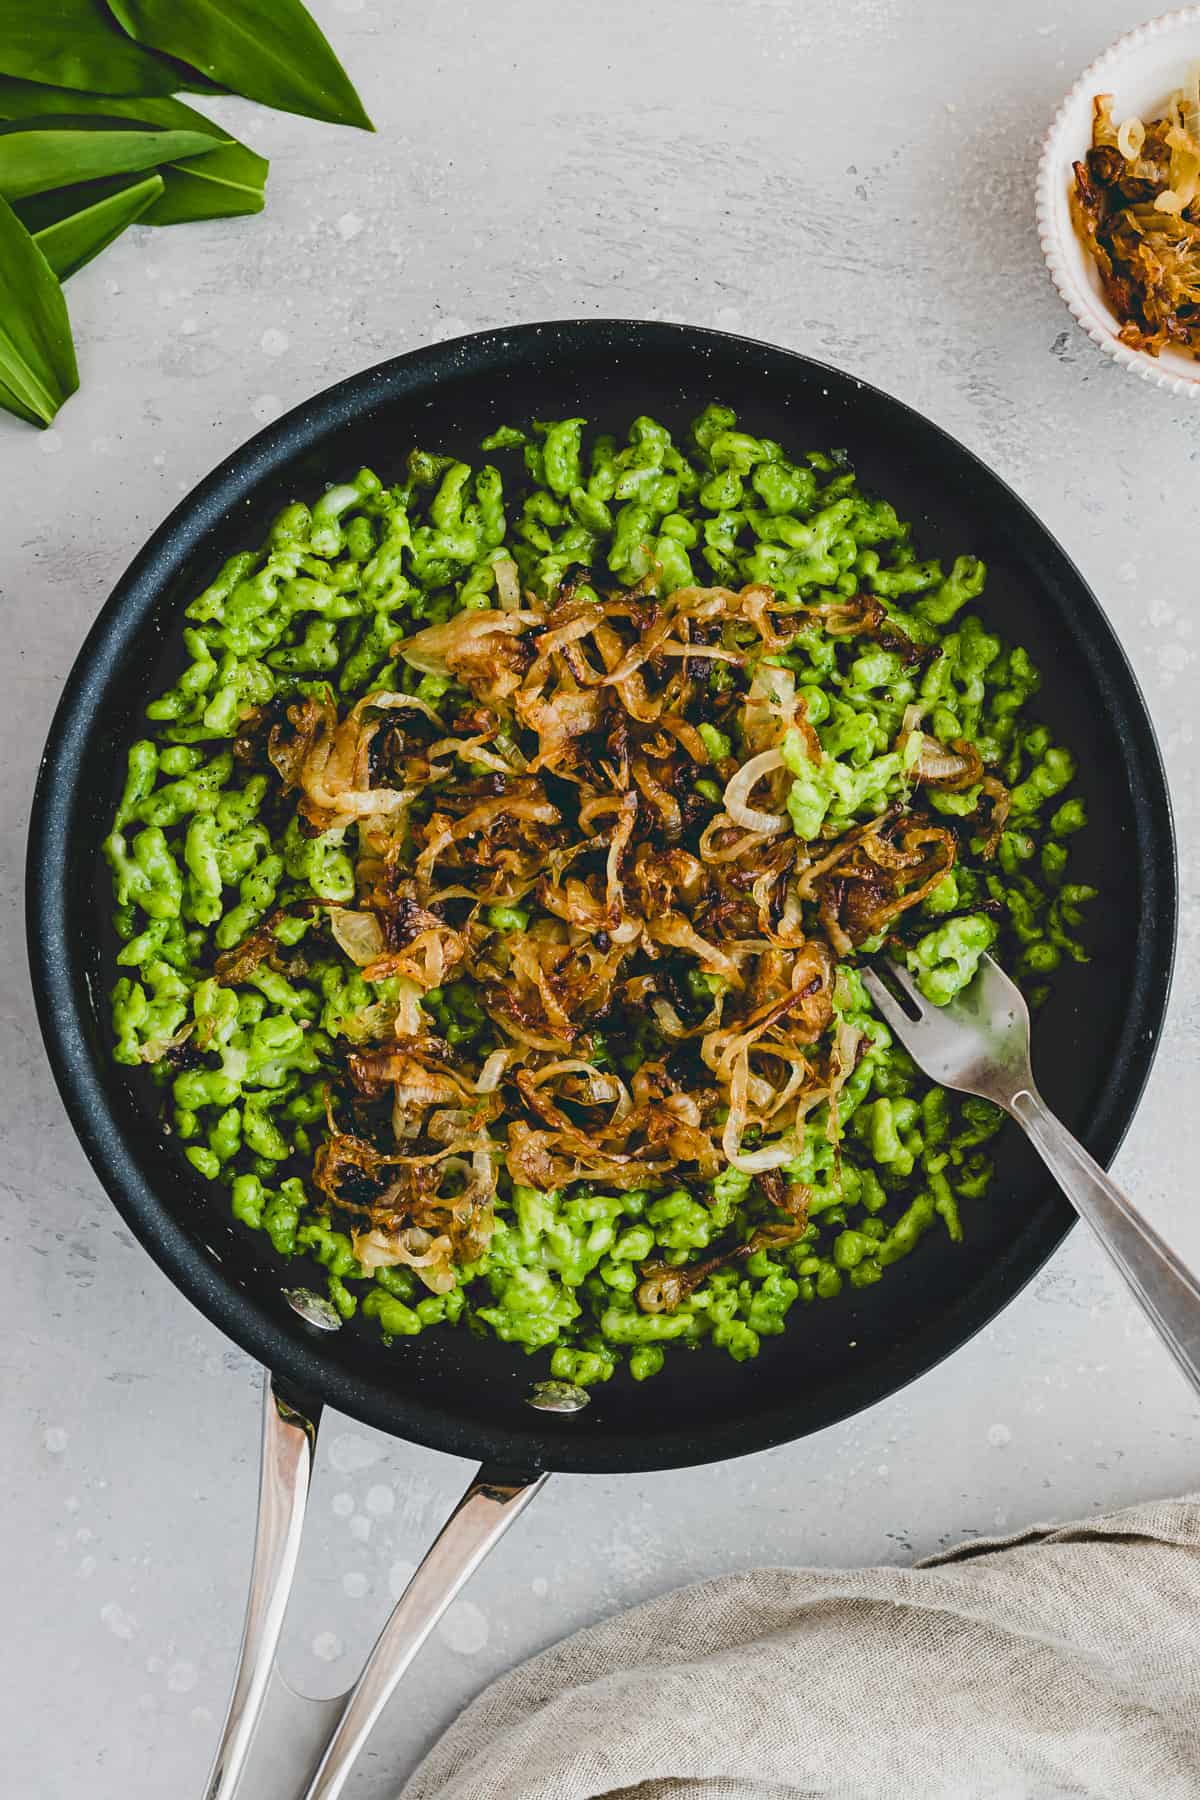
[903,732,984,791]
[495,557,521,611]
[213,908,288,986]
[976,775,1011,859]
[265,566,999,1279]
[329,908,388,966]
[352,1224,458,1293]
[722,748,787,835]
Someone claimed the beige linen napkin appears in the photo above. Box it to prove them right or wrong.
[402,1494,1200,1800]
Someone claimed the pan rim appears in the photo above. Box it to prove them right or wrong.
[25,318,1177,1474]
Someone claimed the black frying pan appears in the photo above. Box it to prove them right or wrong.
[26,322,1175,1799]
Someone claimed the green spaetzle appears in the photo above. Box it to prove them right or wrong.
[103,407,1093,1387]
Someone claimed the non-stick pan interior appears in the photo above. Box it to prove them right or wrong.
[28,322,1175,1474]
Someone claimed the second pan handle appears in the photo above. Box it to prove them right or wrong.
[302,1465,548,1800]
[203,1370,547,1800]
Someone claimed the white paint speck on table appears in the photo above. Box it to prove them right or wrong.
[3,1,1199,1795]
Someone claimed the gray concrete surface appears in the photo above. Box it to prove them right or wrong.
[3,1,1199,1794]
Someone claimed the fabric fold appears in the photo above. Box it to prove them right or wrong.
[401,1494,1200,1800]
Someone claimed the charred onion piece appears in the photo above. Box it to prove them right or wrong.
[313,1131,401,1209]
[213,908,288,986]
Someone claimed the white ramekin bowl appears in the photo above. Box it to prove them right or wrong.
[1036,7,1200,397]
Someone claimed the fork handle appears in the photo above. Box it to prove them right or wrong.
[1011,1088,1200,1395]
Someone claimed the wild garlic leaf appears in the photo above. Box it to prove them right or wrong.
[0,75,226,131]
[104,0,372,130]
[0,0,181,97]
[0,116,219,201]
[145,139,266,224]
[17,169,163,277]
[0,193,78,427]
[0,80,266,223]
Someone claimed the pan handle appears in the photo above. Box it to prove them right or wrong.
[204,1379,322,1800]
[203,1370,547,1800]
[301,1464,548,1800]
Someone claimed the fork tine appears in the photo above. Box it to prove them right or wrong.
[860,966,916,1037]
[874,956,927,1015]
[976,950,1032,1021]
[978,950,1018,997]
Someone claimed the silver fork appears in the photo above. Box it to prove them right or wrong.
[862,952,1200,1395]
